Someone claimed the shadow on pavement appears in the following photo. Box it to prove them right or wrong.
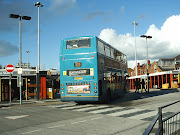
[110,89,180,105]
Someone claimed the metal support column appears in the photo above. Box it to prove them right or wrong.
[0,78,1,102]
[158,107,163,135]
[9,74,12,105]
[19,17,22,105]
[150,76,152,89]
[158,75,159,88]
[132,79,134,89]
[26,78,28,100]
[170,74,173,88]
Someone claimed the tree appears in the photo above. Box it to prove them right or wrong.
[0,65,2,69]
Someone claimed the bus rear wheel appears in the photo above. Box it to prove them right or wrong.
[105,89,111,104]
[75,101,86,105]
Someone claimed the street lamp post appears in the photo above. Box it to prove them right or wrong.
[9,14,31,105]
[26,50,30,69]
[132,21,138,76]
[140,35,152,92]
[34,2,44,100]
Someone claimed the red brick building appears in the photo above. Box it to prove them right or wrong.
[128,60,160,76]
[128,54,180,89]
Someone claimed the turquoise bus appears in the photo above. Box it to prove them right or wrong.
[60,36,127,103]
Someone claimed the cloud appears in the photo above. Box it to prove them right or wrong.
[49,0,77,15]
[98,15,180,68]
[84,11,105,21]
[0,0,78,32]
[99,28,135,59]
[83,10,113,22]
[119,6,125,17]
[137,14,146,20]
[0,40,18,57]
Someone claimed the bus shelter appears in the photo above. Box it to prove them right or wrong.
[0,69,47,102]
[128,70,180,90]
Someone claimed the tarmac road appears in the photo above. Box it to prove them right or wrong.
[0,88,179,135]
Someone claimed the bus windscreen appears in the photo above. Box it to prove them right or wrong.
[66,38,91,49]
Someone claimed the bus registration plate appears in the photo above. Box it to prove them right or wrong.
[74,77,83,80]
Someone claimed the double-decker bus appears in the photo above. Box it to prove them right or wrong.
[60,36,127,103]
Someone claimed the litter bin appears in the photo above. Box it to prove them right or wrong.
[47,88,53,99]
[171,82,177,88]
[162,83,169,89]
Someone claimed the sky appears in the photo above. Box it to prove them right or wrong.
[0,0,180,70]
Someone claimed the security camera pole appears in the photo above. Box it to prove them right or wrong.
[26,50,30,69]
[132,21,138,76]
[9,14,31,104]
[140,35,152,92]
[34,2,44,100]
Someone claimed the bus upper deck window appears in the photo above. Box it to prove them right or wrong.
[66,38,91,49]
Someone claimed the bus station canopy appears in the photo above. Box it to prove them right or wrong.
[128,70,180,80]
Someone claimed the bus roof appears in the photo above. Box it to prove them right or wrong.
[62,36,95,41]
[96,37,126,57]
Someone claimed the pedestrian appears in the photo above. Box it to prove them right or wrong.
[145,79,149,93]
[140,79,146,93]
[135,79,140,93]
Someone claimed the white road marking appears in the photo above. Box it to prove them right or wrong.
[22,129,41,134]
[48,124,65,129]
[49,103,76,108]
[5,115,29,120]
[91,117,103,120]
[107,108,145,116]
[35,101,44,103]
[49,104,159,121]
[61,105,94,110]
[89,107,125,114]
[71,120,87,124]
[74,105,108,111]
[128,110,157,120]
[2,107,12,109]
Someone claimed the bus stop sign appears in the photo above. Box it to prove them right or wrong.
[6,64,15,73]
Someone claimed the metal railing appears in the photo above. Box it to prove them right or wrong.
[163,111,180,135]
[143,100,180,135]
